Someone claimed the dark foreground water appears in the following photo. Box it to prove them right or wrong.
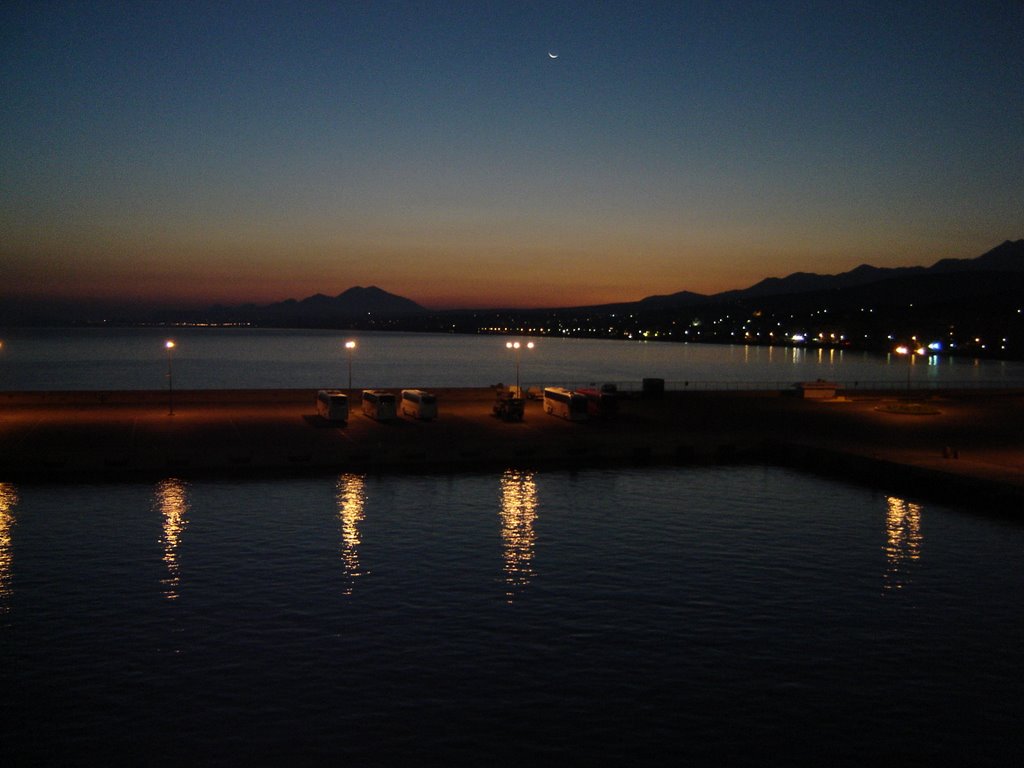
[2,467,1022,765]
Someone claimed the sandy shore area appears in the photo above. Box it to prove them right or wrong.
[1,387,1021,512]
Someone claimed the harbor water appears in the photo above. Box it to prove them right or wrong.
[2,466,1023,764]
[2,326,1024,391]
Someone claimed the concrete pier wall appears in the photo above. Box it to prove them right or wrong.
[1,388,1021,514]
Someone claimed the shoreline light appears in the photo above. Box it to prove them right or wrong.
[345,340,357,390]
[505,340,535,396]
[164,340,176,415]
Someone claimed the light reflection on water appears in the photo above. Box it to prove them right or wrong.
[883,495,923,594]
[156,478,189,601]
[2,467,1023,765]
[0,483,17,612]
[336,473,367,594]
[499,469,538,603]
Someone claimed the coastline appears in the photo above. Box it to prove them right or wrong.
[1,387,1021,513]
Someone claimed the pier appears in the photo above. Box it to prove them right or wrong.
[1,387,1022,511]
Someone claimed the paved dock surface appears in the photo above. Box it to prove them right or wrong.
[1,388,1021,511]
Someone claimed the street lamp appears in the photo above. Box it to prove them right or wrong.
[345,340,357,391]
[505,340,535,397]
[165,340,176,415]
[894,343,925,400]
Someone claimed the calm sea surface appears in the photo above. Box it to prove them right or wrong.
[1,467,1023,765]
[2,326,1023,391]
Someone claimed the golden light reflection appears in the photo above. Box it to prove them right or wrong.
[884,495,923,593]
[500,469,538,604]
[336,473,367,595]
[0,483,19,613]
[156,478,189,601]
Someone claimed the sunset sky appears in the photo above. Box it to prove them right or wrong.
[2,1,1022,310]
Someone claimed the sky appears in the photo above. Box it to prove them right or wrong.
[2,1,1022,311]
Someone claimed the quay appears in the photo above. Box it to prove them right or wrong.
[1,387,1022,512]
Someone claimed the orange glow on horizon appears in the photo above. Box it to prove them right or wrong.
[5,233,900,311]
[5,234,1009,312]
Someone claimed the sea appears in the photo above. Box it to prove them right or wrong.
[2,326,1024,391]
[2,328,1023,764]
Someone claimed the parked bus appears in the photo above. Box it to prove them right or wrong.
[400,389,438,420]
[361,389,397,421]
[316,389,349,423]
[543,386,588,421]
[576,385,618,419]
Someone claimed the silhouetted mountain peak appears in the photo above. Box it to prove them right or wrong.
[298,293,334,306]
[627,240,1023,311]
[179,286,428,327]
[932,239,1024,272]
[980,238,1024,260]
[338,285,385,298]
[259,286,425,318]
[634,290,710,310]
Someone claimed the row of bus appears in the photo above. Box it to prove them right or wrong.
[317,384,617,426]
[316,388,437,424]
[541,385,618,421]
[493,384,618,422]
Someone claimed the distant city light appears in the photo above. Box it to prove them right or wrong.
[895,344,926,356]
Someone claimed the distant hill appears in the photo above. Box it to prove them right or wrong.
[631,239,1024,310]
[205,286,426,326]
[716,263,926,301]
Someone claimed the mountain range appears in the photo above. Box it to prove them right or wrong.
[1,240,1021,327]
[629,238,1024,310]
[212,239,1024,322]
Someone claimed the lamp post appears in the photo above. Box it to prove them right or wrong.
[505,340,535,396]
[895,343,925,400]
[345,340,356,391]
[165,340,176,415]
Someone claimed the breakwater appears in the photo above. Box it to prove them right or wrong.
[1,387,1021,512]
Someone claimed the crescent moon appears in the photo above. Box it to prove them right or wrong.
[548,51,558,59]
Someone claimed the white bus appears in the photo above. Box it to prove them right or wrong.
[543,387,588,421]
[400,389,438,420]
[361,390,397,421]
[316,389,349,423]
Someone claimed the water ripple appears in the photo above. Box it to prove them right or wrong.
[2,467,1023,765]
